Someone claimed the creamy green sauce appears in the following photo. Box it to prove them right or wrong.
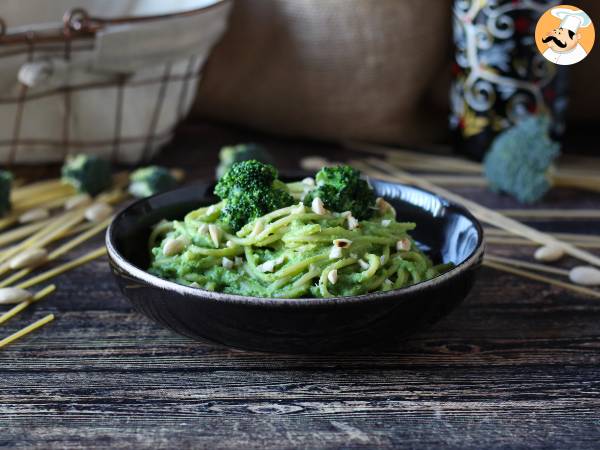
[148,183,451,298]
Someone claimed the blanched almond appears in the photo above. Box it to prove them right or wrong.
[534,244,564,262]
[311,197,326,215]
[9,248,48,269]
[85,202,113,222]
[327,269,338,285]
[329,246,343,259]
[0,287,32,304]
[376,197,396,216]
[64,193,92,211]
[19,208,49,224]
[222,257,234,269]
[569,266,600,286]
[358,259,369,270]
[163,238,185,256]
[396,238,411,251]
[258,260,275,273]
[208,224,221,248]
[346,215,359,230]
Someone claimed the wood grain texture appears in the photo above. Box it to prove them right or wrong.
[1,123,599,449]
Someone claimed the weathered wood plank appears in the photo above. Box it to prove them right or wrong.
[1,124,599,449]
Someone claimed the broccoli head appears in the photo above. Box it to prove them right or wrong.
[483,115,560,204]
[62,154,112,196]
[303,166,376,219]
[214,160,294,231]
[129,166,178,198]
[0,170,13,217]
[216,143,274,178]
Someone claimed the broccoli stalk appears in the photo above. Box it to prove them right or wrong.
[214,160,294,231]
[129,166,178,198]
[216,143,274,178]
[483,115,561,204]
[303,166,376,219]
[61,154,112,196]
[0,170,13,217]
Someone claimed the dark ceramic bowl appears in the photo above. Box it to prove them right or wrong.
[106,179,484,353]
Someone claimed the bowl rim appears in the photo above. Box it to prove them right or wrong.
[106,179,485,308]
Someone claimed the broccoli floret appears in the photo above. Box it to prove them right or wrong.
[62,154,112,196]
[216,143,274,178]
[483,115,560,204]
[214,159,278,198]
[129,166,178,198]
[303,166,376,219]
[214,160,294,231]
[0,170,13,217]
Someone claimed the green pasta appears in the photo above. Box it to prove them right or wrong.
[148,180,451,298]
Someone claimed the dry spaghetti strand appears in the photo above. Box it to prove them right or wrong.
[0,313,55,349]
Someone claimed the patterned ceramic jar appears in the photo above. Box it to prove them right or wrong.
[450,0,567,160]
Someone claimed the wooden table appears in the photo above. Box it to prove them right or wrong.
[2,123,599,449]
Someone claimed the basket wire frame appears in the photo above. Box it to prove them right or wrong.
[0,5,213,165]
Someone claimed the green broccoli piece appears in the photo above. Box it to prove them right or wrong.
[483,115,560,204]
[214,160,294,231]
[0,170,13,217]
[129,166,178,198]
[303,165,376,219]
[62,154,112,196]
[216,143,274,178]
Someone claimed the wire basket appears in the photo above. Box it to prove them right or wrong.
[0,0,231,165]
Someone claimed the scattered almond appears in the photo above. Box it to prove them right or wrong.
[19,207,50,224]
[327,269,338,285]
[64,193,92,211]
[222,257,234,269]
[163,238,185,256]
[329,246,343,259]
[302,177,315,187]
[258,260,276,273]
[8,248,48,269]
[346,214,359,230]
[396,238,411,251]
[311,197,327,215]
[358,259,369,270]
[85,202,113,222]
[376,197,395,216]
[0,287,32,304]
[534,244,564,262]
[569,266,600,286]
[208,224,221,248]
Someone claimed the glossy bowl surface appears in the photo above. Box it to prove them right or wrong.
[106,178,484,353]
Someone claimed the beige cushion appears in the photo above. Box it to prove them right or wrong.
[194,0,598,145]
